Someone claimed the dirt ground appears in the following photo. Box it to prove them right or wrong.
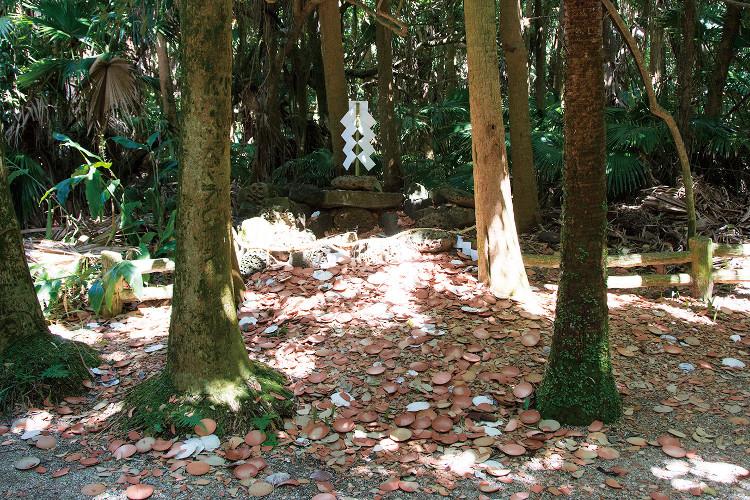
[2,250,749,499]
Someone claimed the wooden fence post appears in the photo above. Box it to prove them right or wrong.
[100,250,125,318]
[690,237,713,302]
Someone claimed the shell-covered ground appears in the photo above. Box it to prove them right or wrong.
[2,250,749,499]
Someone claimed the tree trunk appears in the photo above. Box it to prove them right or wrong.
[499,0,540,233]
[602,0,697,238]
[444,0,458,96]
[376,0,402,192]
[536,0,621,424]
[463,0,530,298]
[648,0,665,89]
[602,0,619,104]
[0,137,48,354]
[550,1,565,97]
[169,0,256,394]
[532,0,547,112]
[156,33,178,131]
[705,5,742,119]
[319,0,348,175]
[1,131,96,408]
[675,0,696,145]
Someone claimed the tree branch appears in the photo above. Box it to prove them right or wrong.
[601,0,697,238]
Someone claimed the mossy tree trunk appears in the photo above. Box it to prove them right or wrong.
[168,0,262,397]
[536,0,621,425]
[0,132,97,408]
[0,137,48,353]
[376,0,402,192]
[319,0,348,175]
[463,0,530,298]
[498,0,540,233]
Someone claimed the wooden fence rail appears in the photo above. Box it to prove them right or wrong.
[523,237,750,301]
[97,237,749,317]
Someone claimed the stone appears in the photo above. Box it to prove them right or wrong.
[379,212,400,236]
[537,230,561,245]
[236,216,315,254]
[333,208,377,233]
[433,185,475,208]
[308,210,334,238]
[320,190,404,209]
[404,183,433,218]
[289,183,326,207]
[261,197,310,218]
[244,182,274,205]
[394,228,454,253]
[331,175,382,192]
[414,205,475,229]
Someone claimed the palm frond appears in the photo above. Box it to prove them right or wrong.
[17,0,93,43]
[87,56,140,130]
[0,16,13,41]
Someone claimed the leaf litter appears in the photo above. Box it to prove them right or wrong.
[1,248,750,498]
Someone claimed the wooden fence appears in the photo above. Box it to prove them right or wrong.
[523,237,750,301]
[97,237,749,317]
[99,250,174,317]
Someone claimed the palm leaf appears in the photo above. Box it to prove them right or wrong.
[87,56,140,130]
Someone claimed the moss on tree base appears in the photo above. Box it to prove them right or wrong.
[0,334,99,412]
[123,360,293,436]
[536,344,622,425]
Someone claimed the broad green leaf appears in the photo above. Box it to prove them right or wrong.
[85,170,104,217]
[89,280,105,314]
[146,132,160,149]
[111,136,146,150]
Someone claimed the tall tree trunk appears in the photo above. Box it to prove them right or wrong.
[464,0,530,298]
[602,1,618,104]
[444,0,458,95]
[0,138,48,354]
[648,0,665,89]
[169,0,259,394]
[376,0,402,192]
[532,0,547,112]
[675,0,696,145]
[602,0,696,238]
[1,131,96,407]
[309,14,329,128]
[499,0,540,232]
[319,0,348,175]
[705,6,742,119]
[536,0,621,424]
[550,1,565,97]
[156,33,178,131]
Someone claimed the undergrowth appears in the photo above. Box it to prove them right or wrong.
[123,362,293,436]
[0,334,99,412]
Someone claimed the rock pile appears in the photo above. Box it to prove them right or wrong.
[409,185,476,230]
[290,176,404,235]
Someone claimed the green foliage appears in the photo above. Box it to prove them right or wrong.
[274,149,335,187]
[41,133,121,218]
[89,259,144,315]
[400,91,651,198]
[6,152,50,225]
[0,334,99,411]
[32,257,97,319]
